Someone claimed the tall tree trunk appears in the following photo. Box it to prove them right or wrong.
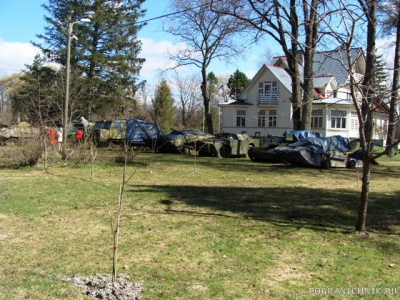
[287,0,302,130]
[301,0,319,130]
[201,66,214,134]
[356,0,377,231]
[386,10,400,156]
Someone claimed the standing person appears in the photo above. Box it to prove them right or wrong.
[75,128,83,143]
[47,128,56,151]
[56,127,63,152]
[80,116,90,132]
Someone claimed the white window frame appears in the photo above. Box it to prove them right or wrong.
[258,81,279,94]
[236,110,246,127]
[268,110,277,127]
[350,111,359,130]
[311,109,323,128]
[331,110,347,129]
[258,110,266,127]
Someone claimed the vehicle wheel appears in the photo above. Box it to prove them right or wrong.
[322,159,331,169]
[247,145,255,159]
[183,146,191,155]
[219,146,231,158]
[347,159,356,169]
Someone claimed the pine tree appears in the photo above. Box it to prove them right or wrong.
[227,70,250,99]
[34,0,146,118]
[152,80,176,134]
[375,54,390,101]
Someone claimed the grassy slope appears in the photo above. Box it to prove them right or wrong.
[0,152,399,299]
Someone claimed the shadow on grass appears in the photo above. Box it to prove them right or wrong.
[128,184,400,235]
[143,152,400,180]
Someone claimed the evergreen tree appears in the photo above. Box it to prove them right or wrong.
[152,80,176,134]
[34,0,146,119]
[375,54,390,101]
[11,55,59,125]
[227,69,249,99]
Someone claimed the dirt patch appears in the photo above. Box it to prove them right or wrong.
[66,274,143,299]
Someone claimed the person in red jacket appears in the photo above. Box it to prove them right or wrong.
[46,128,56,151]
[75,128,84,143]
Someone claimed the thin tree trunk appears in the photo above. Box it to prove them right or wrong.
[112,183,123,282]
[356,157,371,231]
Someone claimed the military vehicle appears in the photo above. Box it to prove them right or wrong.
[184,132,261,158]
[125,119,160,147]
[248,130,323,162]
[0,122,40,145]
[92,119,160,147]
[146,129,214,153]
[92,119,126,146]
[275,135,360,169]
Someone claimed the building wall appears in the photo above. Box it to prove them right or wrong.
[221,68,293,140]
[221,66,388,141]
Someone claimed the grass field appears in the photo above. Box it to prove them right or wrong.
[0,149,399,299]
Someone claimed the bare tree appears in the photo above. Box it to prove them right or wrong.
[172,72,203,129]
[214,0,328,130]
[320,0,400,231]
[164,0,250,134]
[379,0,400,157]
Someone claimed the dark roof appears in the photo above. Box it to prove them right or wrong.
[313,48,363,85]
[220,100,252,106]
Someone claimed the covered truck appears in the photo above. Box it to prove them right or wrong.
[274,135,361,169]
[249,130,323,162]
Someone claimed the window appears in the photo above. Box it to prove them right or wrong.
[268,110,277,127]
[258,81,278,94]
[258,110,266,127]
[236,110,246,127]
[350,111,359,130]
[331,110,347,128]
[311,109,323,128]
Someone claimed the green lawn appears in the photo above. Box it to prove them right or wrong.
[0,150,399,299]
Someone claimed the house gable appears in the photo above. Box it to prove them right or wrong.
[239,64,292,103]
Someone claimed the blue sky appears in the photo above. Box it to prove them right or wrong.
[0,0,395,89]
[0,0,265,87]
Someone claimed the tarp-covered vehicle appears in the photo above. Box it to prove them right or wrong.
[274,135,361,169]
[248,130,323,162]
[146,129,214,153]
[125,119,160,147]
[93,119,160,147]
[0,122,40,145]
[184,132,261,158]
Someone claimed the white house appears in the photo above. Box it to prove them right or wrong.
[220,48,389,144]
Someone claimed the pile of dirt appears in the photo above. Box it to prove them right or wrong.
[66,274,143,299]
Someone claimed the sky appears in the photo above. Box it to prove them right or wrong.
[0,0,265,89]
[0,0,396,89]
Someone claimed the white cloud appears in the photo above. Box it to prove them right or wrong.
[139,37,189,84]
[0,38,41,76]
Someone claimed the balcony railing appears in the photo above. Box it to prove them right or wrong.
[257,93,279,105]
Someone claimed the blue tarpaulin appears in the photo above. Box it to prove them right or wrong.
[125,119,160,145]
[281,135,353,154]
[277,130,323,143]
